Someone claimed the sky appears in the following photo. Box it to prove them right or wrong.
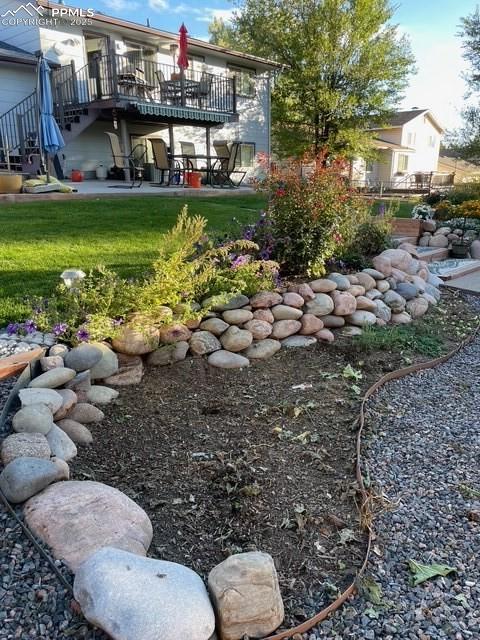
[67,0,478,131]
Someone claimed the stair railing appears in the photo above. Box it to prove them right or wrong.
[0,91,38,168]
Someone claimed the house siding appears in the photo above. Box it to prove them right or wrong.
[0,0,41,53]
[0,63,35,113]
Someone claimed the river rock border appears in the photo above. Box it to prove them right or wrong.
[0,247,444,640]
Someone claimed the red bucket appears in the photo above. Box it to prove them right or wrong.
[186,171,202,188]
[71,170,84,182]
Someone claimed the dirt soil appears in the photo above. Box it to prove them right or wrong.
[71,289,478,627]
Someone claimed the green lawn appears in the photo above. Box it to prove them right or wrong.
[0,194,266,326]
[371,198,416,218]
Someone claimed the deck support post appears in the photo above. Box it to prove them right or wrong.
[119,118,131,182]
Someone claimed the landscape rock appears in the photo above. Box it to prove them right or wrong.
[112,324,159,355]
[470,239,480,259]
[281,335,316,348]
[208,351,250,369]
[250,291,283,309]
[282,292,305,308]
[0,457,60,504]
[390,267,407,282]
[346,285,365,297]
[24,481,153,571]
[1,433,51,466]
[380,249,412,272]
[53,389,78,421]
[244,339,281,360]
[321,314,345,328]
[376,279,390,293]
[146,341,189,365]
[345,310,377,327]
[315,328,335,342]
[362,268,385,280]
[309,278,337,293]
[104,353,143,386]
[422,219,436,233]
[208,551,284,640]
[427,272,444,288]
[391,311,413,325]
[49,344,69,358]
[18,389,63,414]
[45,425,77,461]
[188,331,222,356]
[210,294,249,311]
[395,282,418,301]
[271,304,303,321]
[89,343,119,380]
[355,272,376,291]
[299,314,324,335]
[199,318,229,336]
[252,309,275,323]
[64,344,103,372]
[64,370,91,398]
[74,547,215,640]
[296,283,316,301]
[13,403,55,435]
[325,273,350,290]
[86,385,119,405]
[418,235,431,247]
[383,290,407,312]
[407,275,426,292]
[434,226,451,235]
[270,319,302,339]
[346,274,359,284]
[372,255,392,277]
[222,309,253,325]
[66,403,105,424]
[304,293,334,317]
[51,457,70,481]
[28,367,76,389]
[56,419,93,445]
[332,292,357,316]
[40,356,64,372]
[429,234,448,248]
[355,296,377,312]
[424,283,441,302]
[374,300,392,323]
[420,292,438,306]
[243,319,273,340]
[406,297,429,319]
[366,289,383,300]
[159,323,192,344]
[341,326,363,337]
[220,326,253,352]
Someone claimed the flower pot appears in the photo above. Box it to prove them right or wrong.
[0,173,23,194]
[450,242,470,258]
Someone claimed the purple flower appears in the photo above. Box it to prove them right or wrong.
[231,255,250,269]
[259,247,272,260]
[52,322,68,336]
[6,322,19,336]
[76,328,90,342]
[243,227,254,241]
[112,318,124,327]
[24,319,37,334]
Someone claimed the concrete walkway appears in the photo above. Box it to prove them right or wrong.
[444,271,480,295]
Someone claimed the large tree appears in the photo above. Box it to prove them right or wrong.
[210,0,415,159]
[445,8,480,162]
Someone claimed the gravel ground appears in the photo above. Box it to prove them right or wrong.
[0,296,479,639]
[309,295,480,639]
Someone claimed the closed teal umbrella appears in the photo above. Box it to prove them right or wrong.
[37,54,65,180]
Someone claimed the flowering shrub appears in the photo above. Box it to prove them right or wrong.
[256,158,370,275]
[433,200,455,221]
[411,203,434,220]
[28,207,279,344]
[458,199,480,219]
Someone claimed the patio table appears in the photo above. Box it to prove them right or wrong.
[174,153,228,185]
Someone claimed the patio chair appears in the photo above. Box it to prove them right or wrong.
[105,131,146,188]
[210,141,246,188]
[213,140,230,170]
[155,69,174,103]
[190,72,213,108]
[149,138,183,187]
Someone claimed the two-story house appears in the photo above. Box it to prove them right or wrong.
[351,109,447,190]
[0,0,280,181]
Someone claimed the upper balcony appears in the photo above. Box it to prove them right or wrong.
[53,53,237,126]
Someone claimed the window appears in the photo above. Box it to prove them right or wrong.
[407,132,416,145]
[227,64,256,97]
[235,142,256,167]
[397,154,409,172]
[428,135,436,147]
[187,54,205,80]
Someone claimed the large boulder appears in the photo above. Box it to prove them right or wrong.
[281,335,316,348]
[374,300,392,323]
[87,385,119,405]
[383,290,407,313]
[304,293,335,317]
[66,403,104,424]
[207,351,250,369]
[0,457,60,504]
[355,296,377,312]
[89,343,119,380]
[345,310,377,327]
[45,425,77,462]
[222,309,253,325]
[325,273,350,291]
[372,255,392,277]
[271,305,303,321]
[12,403,54,435]
[19,389,63,414]
[379,249,412,272]
[189,331,222,356]
[199,318,230,336]
[282,292,305,308]
[206,293,249,311]
[249,291,283,309]
[332,292,356,316]
[406,297,429,319]
[220,326,253,352]
[112,324,159,355]
[56,419,93,445]
[309,278,337,293]
[470,239,480,259]
[147,341,189,365]
[158,324,192,344]
[270,319,302,339]
[252,309,275,323]
[243,319,273,340]
[208,551,284,640]
[64,344,103,372]
[244,339,281,360]
[53,389,78,421]
[321,315,345,328]
[24,481,153,572]
[429,234,448,248]
[395,282,418,301]
[355,272,376,291]
[1,433,51,466]
[104,354,143,386]
[299,314,324,335]
[391,311,413,325]
[74,547,215,640]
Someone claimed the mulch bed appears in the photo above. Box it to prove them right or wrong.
[71,289,478,627]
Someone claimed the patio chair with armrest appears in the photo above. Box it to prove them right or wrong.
[210,141,246,188]
[149,137,183,187]
[189,72,213,108]
[179,141,208,184]
[155,69,176,103]
[213,140,230,169]
[105,131,146,188]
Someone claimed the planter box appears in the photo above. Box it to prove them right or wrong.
[0,173,23,194]
[391,218,422,237]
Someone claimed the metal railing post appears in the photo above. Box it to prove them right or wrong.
[93,53,102,100]
[111,49,119,101]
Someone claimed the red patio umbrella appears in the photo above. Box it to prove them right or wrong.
[177,23,189,71]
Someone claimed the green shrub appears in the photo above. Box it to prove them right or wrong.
[345,217,392,259]
[257,158,370,276]
[355,324,444,357]
[447,183,480,205]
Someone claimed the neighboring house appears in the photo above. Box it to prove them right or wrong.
[351,109,449,190]
[438,152,480,184]
[0,0,280,180]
